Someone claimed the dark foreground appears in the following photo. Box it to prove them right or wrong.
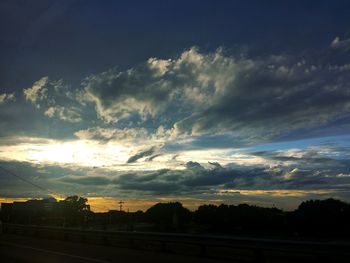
[0,234,222,263]
[2,222,350,263]
[2,233,350,263]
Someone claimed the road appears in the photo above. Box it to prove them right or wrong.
[0,234,225,263]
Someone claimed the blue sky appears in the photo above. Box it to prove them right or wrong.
[1,0,350,211]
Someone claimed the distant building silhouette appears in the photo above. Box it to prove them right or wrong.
[1,198,58,224]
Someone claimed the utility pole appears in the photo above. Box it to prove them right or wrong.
[118,201,124,212]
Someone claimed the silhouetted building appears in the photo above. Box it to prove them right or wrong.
[1,203,13,222]
[1,198,58,224]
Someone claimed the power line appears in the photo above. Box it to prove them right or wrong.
[0,165,64,199]
[0,165,115,211]
[118,200,124,211]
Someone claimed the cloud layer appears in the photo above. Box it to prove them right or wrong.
[2,142,350,210]
[17,44,350,150]
[2,42,350,209]
[78,47,350,146]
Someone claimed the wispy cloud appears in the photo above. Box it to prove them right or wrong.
[331,36,350,50]
[0,92,15,104]
[127,147,156,163]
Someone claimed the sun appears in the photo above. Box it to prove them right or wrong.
[0,139,129,167]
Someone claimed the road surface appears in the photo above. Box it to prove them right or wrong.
[0,234,226,263]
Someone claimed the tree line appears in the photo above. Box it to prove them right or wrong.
[2,197,350,238]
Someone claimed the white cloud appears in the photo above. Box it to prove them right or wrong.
[44,106,82,123]
[24,77,83,123]
[80,47,350,146]
[20,47,350,147]
[331,36,350,50]
[81,47,247,124]
[74,126,149,141]
[23,76,49,108]
[0,92,15,104]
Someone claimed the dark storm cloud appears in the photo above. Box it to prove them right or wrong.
[60,176,111,186]
[2,149,350,200]
[185,161,204,170]
[55,165,245,195]
[63,144,350,197]
[251,146,350,173]
[103,145,350,196]
[127,147,155,163]
[0,160,82,198]
[146,154,163,162]
[108,164,349,195]
[208,162,222,168]
[117,180,180,194]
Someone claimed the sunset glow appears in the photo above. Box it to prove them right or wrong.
[1,1,350,211]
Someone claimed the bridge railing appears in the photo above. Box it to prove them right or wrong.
[2,223,350,262]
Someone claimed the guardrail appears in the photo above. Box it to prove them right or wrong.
[2,223,350,262]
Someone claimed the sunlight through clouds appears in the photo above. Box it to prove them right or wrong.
[0,139,129,168]
[1,1,350,210]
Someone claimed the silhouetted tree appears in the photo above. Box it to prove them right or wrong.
[145,202,192,231]
[59,196,90,227]
[195,203,284,235]
[290,198,350,236]
[3,196,350,238]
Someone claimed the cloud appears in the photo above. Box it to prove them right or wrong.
[60,175,111,186]
[251,145,350,173]
[80,47,350,145]
[146,154,163,162]
[331,36,350,50]
[2,143,350,209]
[127,147,156,163]
[108,156,350,196]
[175,57,350,142]
[44,106,82,123]
[12,46,350,149]
[23,77,83,123]
[23,77,49,107]
[208,161,222,168]
[0,92,15,104]
[3,45,350,208]
[185,161,204,170]
[0,160,82,198]
[74,126,149,142]
[81,47,243,124]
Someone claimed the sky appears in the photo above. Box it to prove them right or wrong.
[1,0,350,211]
